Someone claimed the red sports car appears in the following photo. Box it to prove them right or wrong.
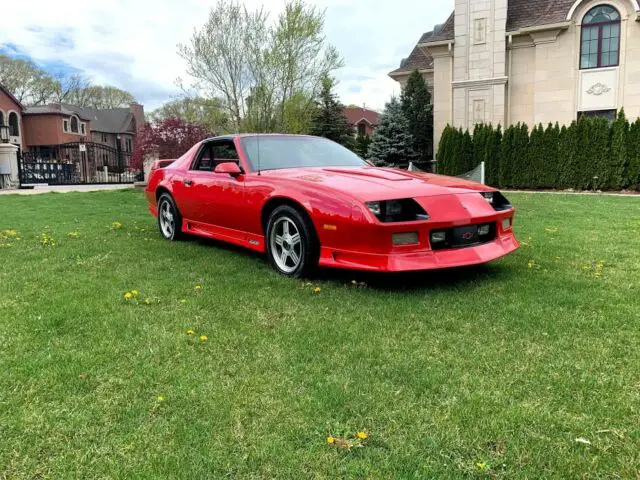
[145,134,519,277]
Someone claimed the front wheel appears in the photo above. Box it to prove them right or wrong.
[157,193,183,241]
[266,205,319,277]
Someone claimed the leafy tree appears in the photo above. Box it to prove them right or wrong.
[282,91,316,134]
[150,96,230,133]
[485,125,502,187]
[609,108,628,189]
[627,119,640,190]
[436,125,455,175]
[401,70,433,161]
[499,125,516,188]
[130,118,216,169]
[309,76,353,148]
[558,122,578,189]
[368,96,417,167]
[71,86,136,109]
[354,133,372,159]
[178,0,342,132]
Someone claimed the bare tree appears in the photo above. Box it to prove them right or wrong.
[178,1,257,131]
[0,55,137,108]
[178,0,343,133]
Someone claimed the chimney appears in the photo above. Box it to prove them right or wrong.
[129,103,144,133]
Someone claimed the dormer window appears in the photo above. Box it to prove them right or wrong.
[81,123,86,135]
[70,115,79,133]
[63,119,69,132]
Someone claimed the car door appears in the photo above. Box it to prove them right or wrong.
[183,139,246,240]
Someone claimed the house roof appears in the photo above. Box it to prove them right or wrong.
[24,104,92,121]
[0,83,25,111]
[389,31,435,76]
[391,0,586,77]
[506,0,575,31]
[61,105,135,134]
[344,106,379,126]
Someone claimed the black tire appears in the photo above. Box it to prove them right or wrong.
[266,205,319,277]
[157,193,183,241]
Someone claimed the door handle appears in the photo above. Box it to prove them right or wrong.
[183,179,193,186]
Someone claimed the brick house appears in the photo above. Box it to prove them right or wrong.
[1,82,143,156]
[0,84,26,150]
[390,0,640,154]
[344,106,379,137]
[22,103,144,159]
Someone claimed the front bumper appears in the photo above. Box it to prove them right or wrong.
[318,231,519,272]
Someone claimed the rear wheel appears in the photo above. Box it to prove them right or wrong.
[157,193,183,241]
[266,205,319,277]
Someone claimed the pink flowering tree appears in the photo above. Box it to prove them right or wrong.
[131,118,216,170]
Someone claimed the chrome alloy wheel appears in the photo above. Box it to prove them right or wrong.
[270,216,303,274]
[159,199,175,238]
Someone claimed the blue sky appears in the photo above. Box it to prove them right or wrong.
[0,0,453,112]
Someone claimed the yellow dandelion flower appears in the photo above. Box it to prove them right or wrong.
[131,289,139,296]
[194,285,202,290]
[327,436,335,444]
[200,335,208,342]
[157,396,165,402]
[124,292,133,300]
[527,260,535,269]
[186,329,195,335]
[314,287,322,293]
[357,431,368,440]
[476,462,488,470]
[180,299,187,304]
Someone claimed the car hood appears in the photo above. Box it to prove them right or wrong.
[261,166,493,201]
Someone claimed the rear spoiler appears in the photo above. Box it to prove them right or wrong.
[151,159,176,170]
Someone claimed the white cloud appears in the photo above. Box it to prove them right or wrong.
[1,0,453,112]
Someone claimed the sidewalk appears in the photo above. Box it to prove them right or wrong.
[0,184,135,195]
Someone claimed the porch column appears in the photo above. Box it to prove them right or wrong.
[0,143,19,189]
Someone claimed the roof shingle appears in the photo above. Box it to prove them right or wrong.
[389,32,434,75]
[391,0,586,77]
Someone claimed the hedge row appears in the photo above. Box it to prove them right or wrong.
[436,110,640,190]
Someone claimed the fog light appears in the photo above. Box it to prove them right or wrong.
[430,231,446,244]
[502,218,512,230]
[393,232,419,245]
[478,224,491,236]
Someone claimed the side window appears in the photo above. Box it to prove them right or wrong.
[193,144,213,171]
[211,142,239,166]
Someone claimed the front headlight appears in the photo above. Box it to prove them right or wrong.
[365,199,429,223]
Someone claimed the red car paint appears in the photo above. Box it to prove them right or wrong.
[145,135,519,272]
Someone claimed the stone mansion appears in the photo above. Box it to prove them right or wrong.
[390,0,640,153]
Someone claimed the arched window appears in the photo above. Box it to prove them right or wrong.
[8,112,19,136]
[580,5,621,69]
[70,115,79,133]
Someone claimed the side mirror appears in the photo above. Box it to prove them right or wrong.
[214,162,242,177]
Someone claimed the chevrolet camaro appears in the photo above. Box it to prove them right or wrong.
[145,134,519,277]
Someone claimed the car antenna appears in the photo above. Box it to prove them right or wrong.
[256,132,261,176]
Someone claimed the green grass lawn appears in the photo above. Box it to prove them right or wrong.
[1,190,639,479]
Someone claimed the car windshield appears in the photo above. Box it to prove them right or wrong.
[241,136,367,171]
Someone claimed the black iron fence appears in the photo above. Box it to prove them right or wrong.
[19,142,141,185]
